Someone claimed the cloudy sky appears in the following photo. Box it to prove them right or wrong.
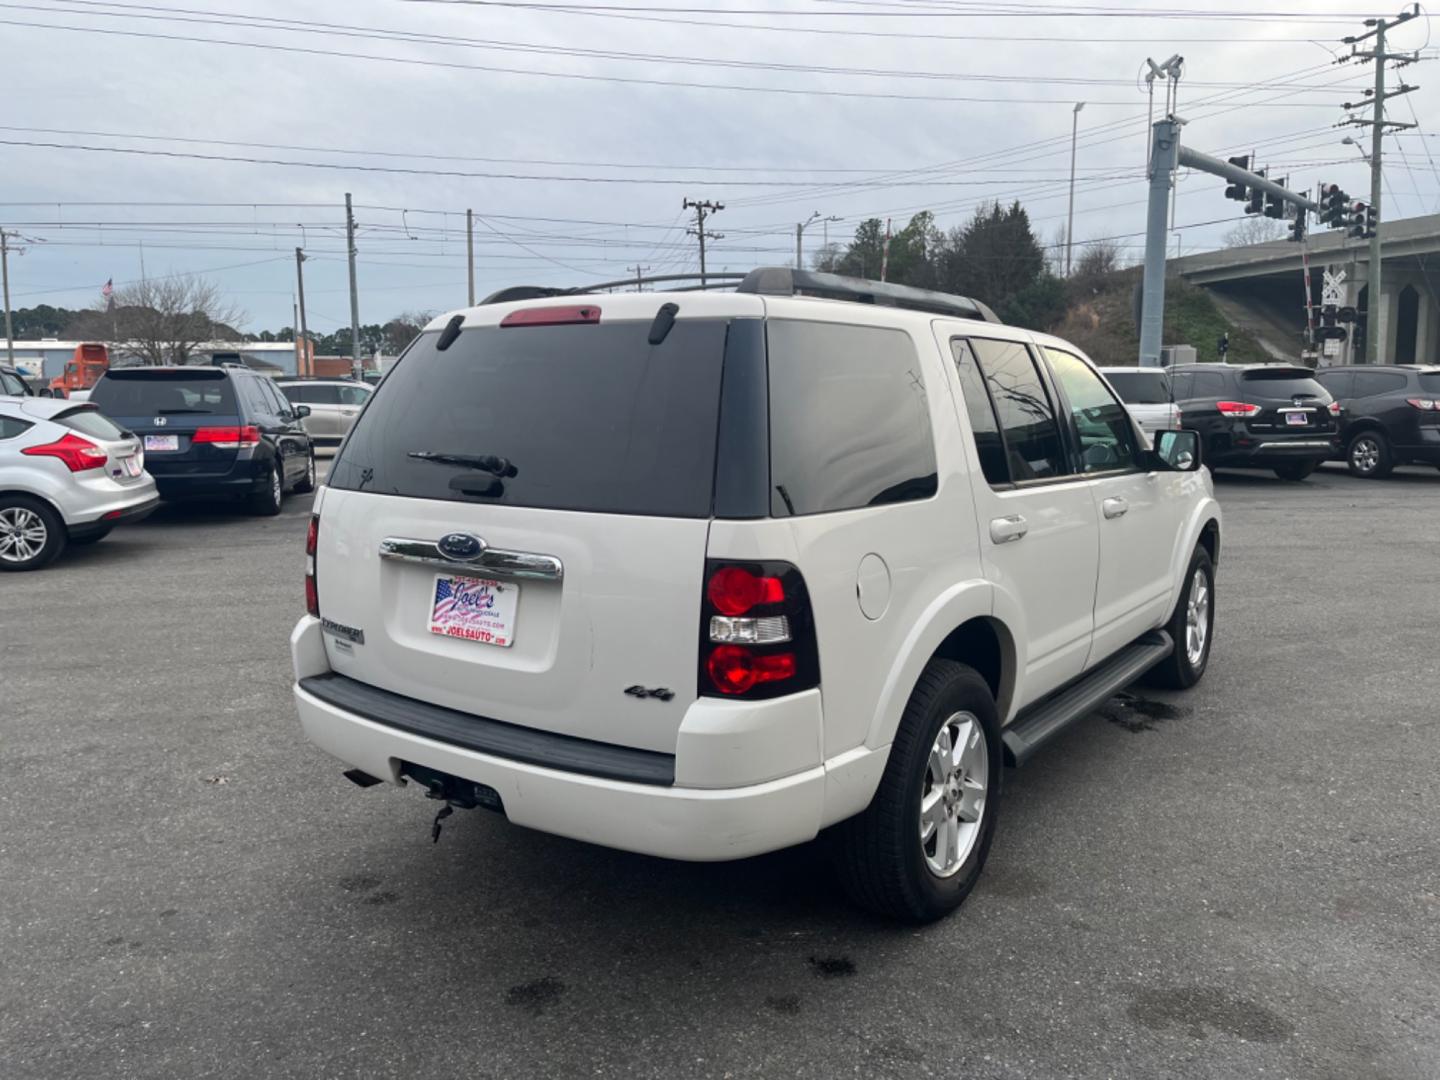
[3,0,1437,334]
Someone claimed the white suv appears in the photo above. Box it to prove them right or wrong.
[291,268,1220,922]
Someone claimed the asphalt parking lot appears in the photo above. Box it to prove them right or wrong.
[3,464,1438,1080]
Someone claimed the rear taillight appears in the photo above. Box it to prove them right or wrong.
[699,560,818,700]
[1216,401,1262,418]
[1406,397,1438,411]
[193,425,261,449]
[305,514,320,617]
[1328,401,1342,416]
[21,432,107,472]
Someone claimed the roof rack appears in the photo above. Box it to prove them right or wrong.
[479,266,999,324]
[736,267,999,323]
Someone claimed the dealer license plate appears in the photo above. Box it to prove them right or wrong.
[144,435,179,451]
[1285,413,1308,426]
[428,574,518,647]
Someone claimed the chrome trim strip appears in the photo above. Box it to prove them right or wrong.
[379,537,564,581]
[1254,440,1334,450]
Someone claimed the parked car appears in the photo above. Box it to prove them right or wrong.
[1168,362,1340,480]
[275,378,373,449]
[0,397,158,570]
[88,366,316,515]
[1098,366,1182,445]
[289,268,1221,923]
[1314,364,1440,478]
[1,366,34,396]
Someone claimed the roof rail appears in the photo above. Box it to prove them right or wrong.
[736,267,1000,323]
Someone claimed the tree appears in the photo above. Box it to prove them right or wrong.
[936,201,1046,312]
[10,305,78,338]
[1223,217,1286,247]
[1068,239,1122,299]
[70,275,245,364]
[383,309,436,354]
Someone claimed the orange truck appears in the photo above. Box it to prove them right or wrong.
[46,343,111,397]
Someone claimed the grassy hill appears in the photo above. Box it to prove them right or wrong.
[1054,267,1272,366]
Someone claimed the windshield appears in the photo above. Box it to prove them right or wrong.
[90,371,237,415]
[1102,370,1171,404]
[329,318,728,516]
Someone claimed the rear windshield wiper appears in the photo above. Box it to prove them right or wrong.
[407,451,518,477]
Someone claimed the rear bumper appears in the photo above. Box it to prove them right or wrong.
[68,494,159,538]
[152,462,267,499]
[1209,437,1338,466]
[289,616,876,861]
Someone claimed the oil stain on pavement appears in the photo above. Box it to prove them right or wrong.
[1128,986,1294,1042]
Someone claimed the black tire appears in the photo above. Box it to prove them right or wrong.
[69,527,113,545]
[1273,461,1317,481]
[1346,430,1393,479]
[293,449,317,494]
[832,659,1002,923]
[0,495,67,571]
[1145,547,1215,690]
[250,463,284,516]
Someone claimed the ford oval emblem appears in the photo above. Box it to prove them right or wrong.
[437,532,485,561]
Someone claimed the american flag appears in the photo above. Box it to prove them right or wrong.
[433,577,458,619]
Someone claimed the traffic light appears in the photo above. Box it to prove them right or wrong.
[1264,177,1288,220]
[1246,168,1267,215]
[1225,155,1250,201]
[1348,201,1368,239]
[1289,205,1308,243]
[1321,184,1348,228]
[1364,204,1377,238]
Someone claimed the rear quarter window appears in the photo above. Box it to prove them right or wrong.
[1418,373,1440,395]
[0,415,33,439]
[767,320,937,516]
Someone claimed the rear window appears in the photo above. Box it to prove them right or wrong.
[57,407,127,441]
[329,318,727,517]
[91,371,237,415]
[1103,369,1171,404]
[1419,373,1440,394]
[1240,369,1329,399]
[767,321,937,515]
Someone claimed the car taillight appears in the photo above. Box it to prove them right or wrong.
[699,560,818,699]
[21,432,108,472]
[193,425,261,449]
[1328,401,1342,416]
[1216,401,1261,417]
[305,514,320,617]
[1406,398,1438,411]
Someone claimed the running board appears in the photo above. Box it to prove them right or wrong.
[1002,631,1174,767]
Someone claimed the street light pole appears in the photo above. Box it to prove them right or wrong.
[294,247,310,377]
[795,211,821,268]
[1066,102,1085,276]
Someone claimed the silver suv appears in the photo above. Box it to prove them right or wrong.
[276,379,372,449]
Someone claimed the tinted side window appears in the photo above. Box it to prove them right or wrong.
[968,338,1068,482]
[337,385,371,406]
[0,370,28,395]
[279,384,312,404]
[305,385,343,405]
[1168,371,1194,399]
[950,339,1008,486]
[768,320,937,516]
[0,416,33,439]
[1046,348,1142,473]
[261,380,293,416]
[1191,370,1232,399]
[1315,370,1353,398]
[1353,371,1408,396]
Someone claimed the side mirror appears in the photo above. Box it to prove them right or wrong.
[294,405,311,418]
[1154,429,1201,472]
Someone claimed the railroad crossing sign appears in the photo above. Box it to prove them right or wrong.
[1322,267,1348,307]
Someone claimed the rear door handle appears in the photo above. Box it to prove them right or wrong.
[989,515,1028,544]
[1102,497,1129,519]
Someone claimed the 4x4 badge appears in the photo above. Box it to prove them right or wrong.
[624,685,675,702]
[438,532,486,561]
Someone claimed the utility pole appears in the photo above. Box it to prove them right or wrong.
[1,230,15,368]
[1066,102,1085,276]
[345,192,361,379]
[795,211,821,269]
[1340,5,1422,362]
[294,247,310,377]
[466,208,475,307]
[683,198,723,288]
[627,265,650,291]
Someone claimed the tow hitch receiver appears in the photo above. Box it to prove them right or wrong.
[399,762,505,843]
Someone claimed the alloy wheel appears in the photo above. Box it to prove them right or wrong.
[1351,437,1380,474]
[1185,566,1211,666]
[0,506,47,564]
[919,712,989,878]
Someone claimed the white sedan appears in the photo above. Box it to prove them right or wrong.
[0,396,159,570]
